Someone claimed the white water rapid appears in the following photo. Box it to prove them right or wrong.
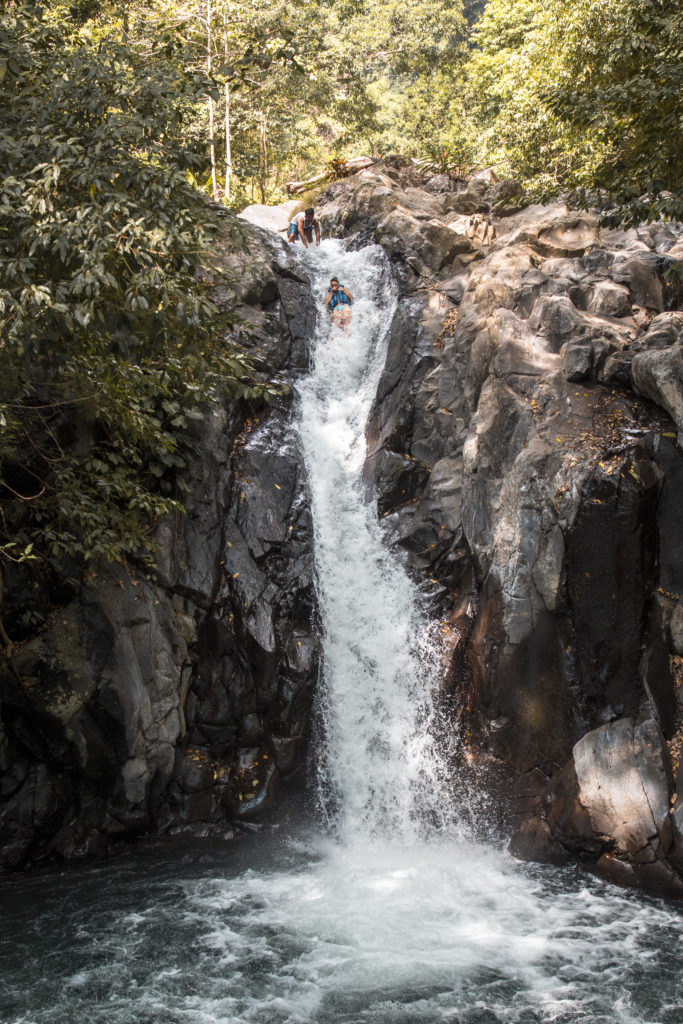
[1,240,681,1024]
[296,240,452,842]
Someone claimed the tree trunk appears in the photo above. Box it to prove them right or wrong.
[259,115,267,204]
[0,566,12,652]
[223,16,232,202]
[207,0,218,201]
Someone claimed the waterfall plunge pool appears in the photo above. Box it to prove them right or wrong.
[1,831,681,1024]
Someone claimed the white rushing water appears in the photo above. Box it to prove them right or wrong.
[295,240,452,841]
[2,239,682,1024]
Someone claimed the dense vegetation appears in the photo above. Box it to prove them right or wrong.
[143,0,681,222]
[453,0,683,226]
[0,0,681,630]
[0,3,275,602]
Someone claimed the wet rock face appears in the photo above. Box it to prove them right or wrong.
[316,163,683,894]
[0,224,319,869]
[632,342,683,446]
[3,163,683,894]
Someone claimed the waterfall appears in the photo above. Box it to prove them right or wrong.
[296,241,453,842]
[3,237,682,1024]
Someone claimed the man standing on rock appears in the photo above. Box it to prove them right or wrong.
[288,207,321,247]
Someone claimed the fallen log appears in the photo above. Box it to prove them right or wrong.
[285,156,379,196]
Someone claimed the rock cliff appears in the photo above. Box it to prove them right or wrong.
[2,161,683,896]
[0,225,319,868]
[312,161,683,894]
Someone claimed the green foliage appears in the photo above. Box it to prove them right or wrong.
[131,0,378,206]
[165,0,469,199]
[459,1,575,181]
[217,0,378,202]
[540,0,683,225]
[0,5,266,572]
[331,0,681,227]
[53,0,471,203]
[460,0,683,226]
[334,0,467,77]
[329,0,468,159]
[366,69,473,164]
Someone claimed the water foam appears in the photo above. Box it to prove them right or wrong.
[1,240,681,1024]
[296,240,453,841]
[2,834,680,1024]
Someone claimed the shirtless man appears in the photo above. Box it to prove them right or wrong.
[325,277,354,330]
[287,207,321,247]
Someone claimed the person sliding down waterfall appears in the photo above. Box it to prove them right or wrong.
[287,207,321,247]
[325,277,354,331]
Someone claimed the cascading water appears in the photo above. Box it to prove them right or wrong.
[1,239,682,1024]
[296,240,452,842]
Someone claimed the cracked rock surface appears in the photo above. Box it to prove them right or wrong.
[3,161,683,895]
[0,223,319,869]
[315,162,683,894]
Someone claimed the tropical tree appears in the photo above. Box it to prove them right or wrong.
[540,0,683,225]
[0,4,265,587]
[460,0,683,225]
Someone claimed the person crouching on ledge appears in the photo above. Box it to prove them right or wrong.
[325,277,354,330]
[288,207,321,247]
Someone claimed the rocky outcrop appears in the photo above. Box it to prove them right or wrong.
[237,198,301,235]
[3,160,682,895]
[0,223,319,868]
[632,338,683,446]
[314,164,683,894]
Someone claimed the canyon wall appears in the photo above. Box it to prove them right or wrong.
[313,161,683,894]
[2,162,683,895]
[0,228,319,867]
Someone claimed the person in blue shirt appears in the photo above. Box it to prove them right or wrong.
[325,277,354,330]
